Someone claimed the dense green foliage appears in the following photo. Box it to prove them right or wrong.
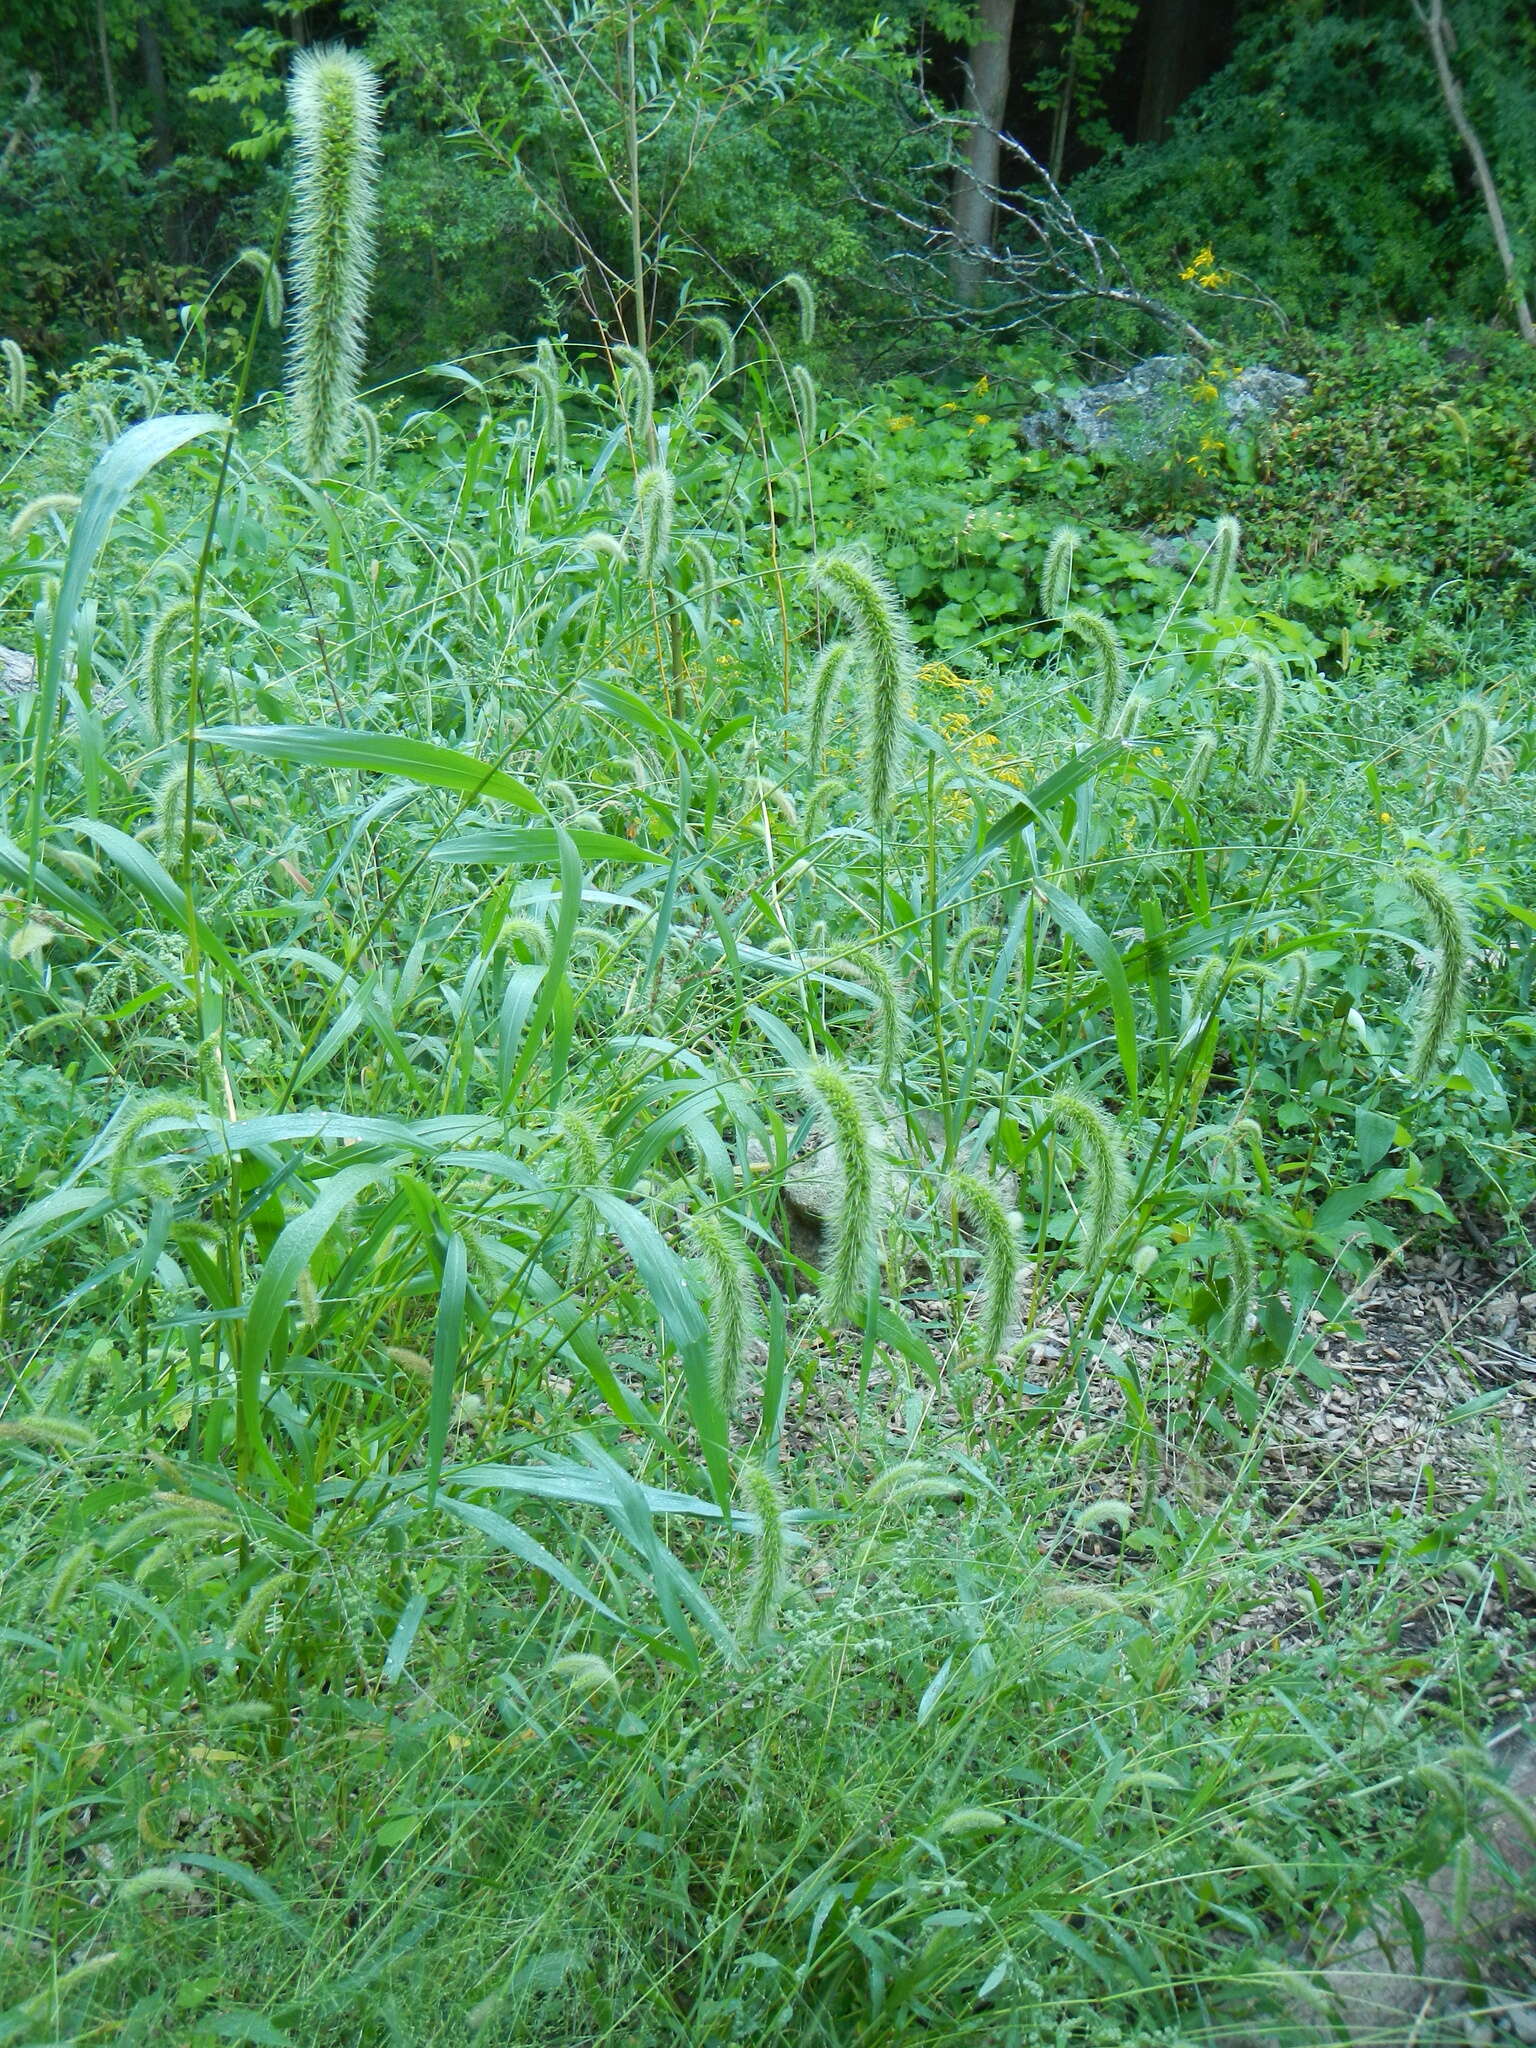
[3,5,1536,2043]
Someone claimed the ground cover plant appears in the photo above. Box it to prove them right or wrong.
[3,34,1536,2048]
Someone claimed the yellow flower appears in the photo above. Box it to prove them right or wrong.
[1378,810,1392,824]
[974,374,989,395]
[940,401,959,412]
[1192,379,1219,403]
[1179,246,1215,282]
[887,414,915,431]
[973,412,991,426]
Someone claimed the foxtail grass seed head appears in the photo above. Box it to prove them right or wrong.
[789,362,817,443]
[632,464,675,581]
[949,1171,1021,1365]
[1040,524,1079,619]
[236,245,284,329]
[549,1652,621,1700]
[1243,648,1285,776]
[106,1092,207,1202]
[555,1105,606,1280]
[1061,607,1128,732]
[680,535,718,635]
[950,920,995,981]
[8,493,80,544]
[737,1459,788,1644]
[612,342,654,447]
[693,313,736,376]
[808,548,916,826]
[1205,513,1241,612]
[149,764,214,875]
[1043,1089,1131,1270]
[1184,728,1218,795]
[805,638,855,771]
[690,1209,760,1416]
[1456,697,1493,793]
[286,46,381,479]
[802,1057,883,1324]
[780,270,816,345]
[1219,1217,1256,1357]
[1401,861,1473,1085]
[353,399,381,482]
[2,337,28,415]
[90,401,118,444]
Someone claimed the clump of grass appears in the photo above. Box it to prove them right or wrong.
[286,45,381,478]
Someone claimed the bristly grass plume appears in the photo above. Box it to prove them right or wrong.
[1401,861,1473,1085]
[808,547,916,827]
[286,45,381,479]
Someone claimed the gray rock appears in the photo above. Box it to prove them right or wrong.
[1023,354,1307,459]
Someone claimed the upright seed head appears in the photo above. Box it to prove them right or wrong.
[737,1459,788,1644]
[801,1057,883,1324]
[1205,514,1241,612]
[1040,524,1079,620]
[1401,861,1473,1086]
[286,45,381,479]
[949,1171,1021,1365]
[1042,1089,1131,1271]
[2,337,28,416]
[690,1208,761,1417]
[1061,607,1129,733]
[808,548,915,827]
[632,463,675,581]
[780,271,816,346]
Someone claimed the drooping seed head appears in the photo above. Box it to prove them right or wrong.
[1061,607,1129,733]
[690,1208,761,1416]
[632,463,675,581]
[1040,524,1079,619]
[780,271,816,346]
[1042,1089,1131,1271]
[808,548,916,826]
[801,1056,883,1323]
[949,1171,1021,1364]
[1401,861,1473,1086]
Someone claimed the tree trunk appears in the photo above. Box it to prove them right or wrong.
[1048,0,1088,185]
[1414,0,1535,344]
[949,0,1017,303]
[139,10,190,263]
[96,0,119,131]
[1136,0,1205,145]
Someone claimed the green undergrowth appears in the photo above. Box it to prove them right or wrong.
[2,318,1535,2043]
